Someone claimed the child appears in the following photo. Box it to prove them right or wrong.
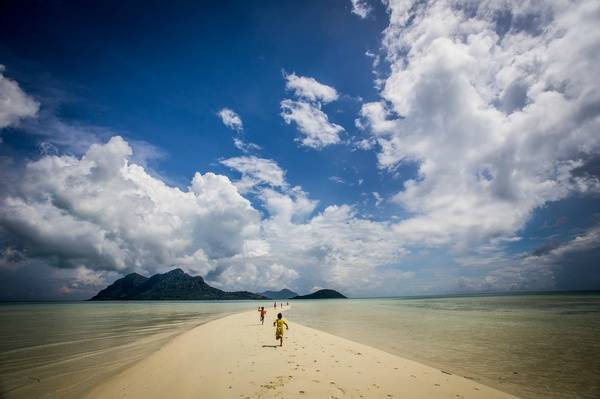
[259,307,267,325]
[273,312,289,347]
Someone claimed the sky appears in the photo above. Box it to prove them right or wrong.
[0,0,599,300]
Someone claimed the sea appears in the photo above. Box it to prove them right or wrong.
[0,301,261,398]
[287,293,600,399]
[1,293,599,399]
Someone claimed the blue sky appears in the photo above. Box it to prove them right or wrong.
[1,0,398,211]
[1,0,599,299]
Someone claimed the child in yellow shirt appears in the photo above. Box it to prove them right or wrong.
[273,312,289,347]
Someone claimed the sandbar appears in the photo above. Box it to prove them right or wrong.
[85,306,517,398]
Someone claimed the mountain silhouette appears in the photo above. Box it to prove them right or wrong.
[90,268,265,300]
[292,289,347,299]
[261,288,299,299]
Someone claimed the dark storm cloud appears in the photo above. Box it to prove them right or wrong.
[552,246,600,291]
[531,240,562,257]
[526,226,600,291]
[572,157,600,179]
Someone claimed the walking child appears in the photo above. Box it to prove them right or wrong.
[273,312,289,347]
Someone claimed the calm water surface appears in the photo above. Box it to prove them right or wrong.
[2,294,599,399]
[287,293,600,399]
[0,301,262,398]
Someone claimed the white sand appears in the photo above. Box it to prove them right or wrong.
[85,306,518,398]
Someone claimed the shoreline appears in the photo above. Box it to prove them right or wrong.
[74,309,251,397]
[85,306,517,399]
[0,307,250,399]
[73,310,241,397]
[284,306,515,397]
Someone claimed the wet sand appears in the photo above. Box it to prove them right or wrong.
[85,306,517,398]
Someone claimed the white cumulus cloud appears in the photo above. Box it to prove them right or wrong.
[357,0,600,248]
[220,155,287,192]
[217,107,243,131]
[0,136,261,278]
[281,74,345,149]
[285,73,339,104]
[0,65,39,135]
[280,99,345,149]
[350,0,372,19]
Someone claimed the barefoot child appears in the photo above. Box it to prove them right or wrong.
[258,307,267,325]
[273,313,289,347]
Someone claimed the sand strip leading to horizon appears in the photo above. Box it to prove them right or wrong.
[85,306,518,399]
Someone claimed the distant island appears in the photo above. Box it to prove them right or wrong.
[292,289,347,299]
[90,268,266,300]
[261,288,299,299]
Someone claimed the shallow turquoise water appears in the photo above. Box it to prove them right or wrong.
[0,301,263,398]
[286,293,600,399]
[2,294,598,399]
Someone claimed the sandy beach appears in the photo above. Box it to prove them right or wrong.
[84,306,517,399]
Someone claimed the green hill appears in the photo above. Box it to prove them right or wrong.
[292,289,347,299]
[90,268,265,300]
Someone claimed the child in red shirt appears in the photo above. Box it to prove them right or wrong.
[258,307,267,325]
